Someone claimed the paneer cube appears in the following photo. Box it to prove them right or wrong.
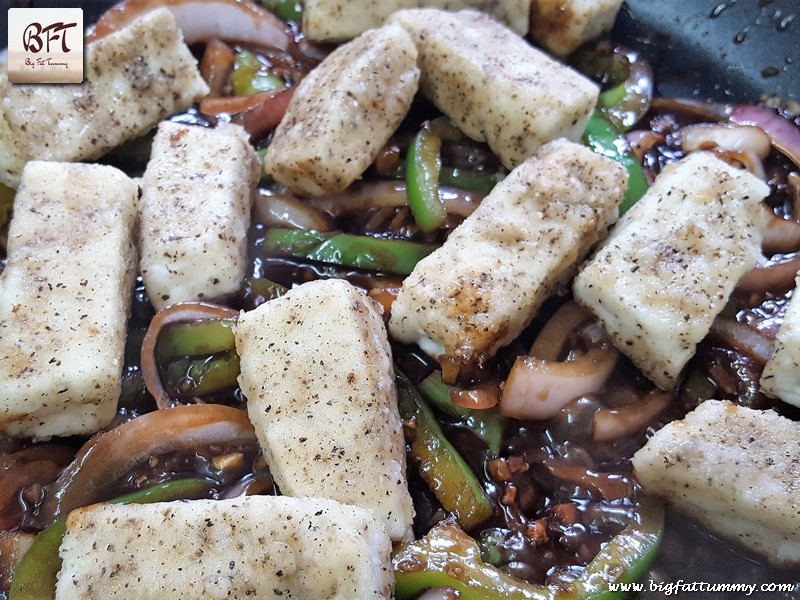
[389,8,599,169]
[234,278,414,541]
[389,139,626,374]
[760,272,800,407]
[573,152,768,390]
[632,399,800,565]
[529,0,623,56]
[56,496,393,599]
[0,8,209,188]
[139,121,258,310]
[264,23,419,197]
[301,0,531,42]
[0,162,138,438]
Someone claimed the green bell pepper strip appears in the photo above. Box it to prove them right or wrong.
[440,167,503,194]
[393,496,664,600]
[407,125,447,233]
[564,496,664,599]
[396,370,494,531]
[248,276,289,301]
[583,112,648,215]
[261,228,437,275]
[571,42,653,132]
[262,0,302,22]
[0,182,15,229]
[416,370,504,455]
[166,351,241,396]
[156,318,237,358]
[9,478,215,600]
[231,51,284,97]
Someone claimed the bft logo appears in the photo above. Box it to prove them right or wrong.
[7,8,84,84]
[23,21,78,54]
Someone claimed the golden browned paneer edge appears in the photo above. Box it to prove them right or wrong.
[389,138,626,374]
[633,399,800,565]
[573,151,769,390]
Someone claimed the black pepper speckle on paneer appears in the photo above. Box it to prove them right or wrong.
[0,8,209,188]
[234,279,414,542]
[388,8,599,170]
[633,399,800,565]
[264,23,419,197]
[573,152,769,390]
[389,139,626,375]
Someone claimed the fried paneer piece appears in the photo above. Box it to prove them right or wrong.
[56,496,393,599]
[0,162,138,438]
[389,8,599,169]
[389,139,626,374]
[573,152,768,390]
[529,0,623,56]
[760,272,800,407]
[632,399,800,565]
[234,279,414,542]
[301,0,531,42]
[139,121,258,310]
[264,23,419,197]
[0,8,209,188]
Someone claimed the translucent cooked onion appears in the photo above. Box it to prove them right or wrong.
[543,459,631,501]
[708,316,775,365]
[38,404,257,524]
[308,180,485,218]
[87,0,290,51]
[681,123,771,159]
[735,252,800,294]
[681,123,771,179]
[141,302,240,410]
[528,301,592,361]
[500,347,619,421]
[591,390,671,442]
[730,104,800,169]
[253,189,335,231]
[761,205,800,255]
[0,445,75,530]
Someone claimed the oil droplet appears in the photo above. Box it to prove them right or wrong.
[710,3,726,17]
[777,14,795,31]
[761,66,780,78]
[733,26,751,43]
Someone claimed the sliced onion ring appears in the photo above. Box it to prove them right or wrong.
[761,204,800,255]
[87,0,290,50]
[543,459,631,501]
[38,404,257,524]
[450,384,500,410]
[308,180,485,219]
[141,301,240,410]
[528,300,591,361]
[681,123,771,159]
[500,347,619,421]
[708,315,775,365]
[735,252,800,294]
[591,390,671,442]
[730,104,800,169]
